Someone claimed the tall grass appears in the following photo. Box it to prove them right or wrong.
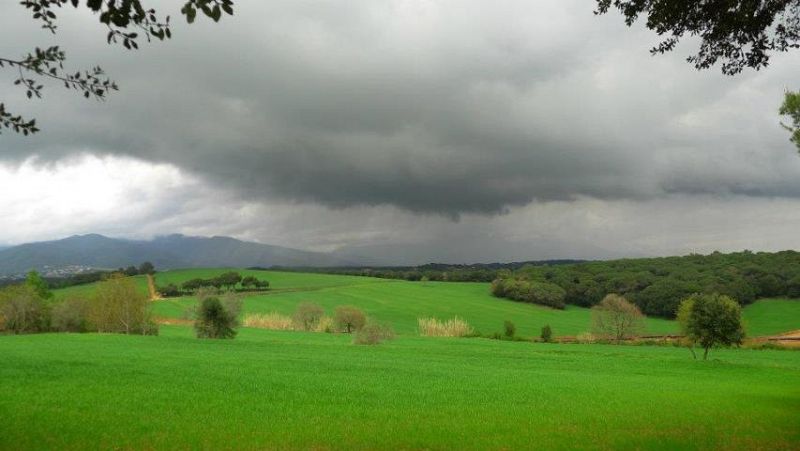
[244,313,334,333]
[418,317,473,337]
[244,313,295,330]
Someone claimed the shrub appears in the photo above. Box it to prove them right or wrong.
[503,320,516,338]
[541,324,553,342]
[158,284,181,297]
[51,297,92,332]
[315,316,334,333]
[221,292,243,325]
[88,274,157,335]
[576,332,595,344]
[195,297,237,339]
[591,294,645,343]
[0,284,49,334]
[353,321,395,345]
[293,302,325,331]
[418,317,474,337]
[334,305,366,333]
[243,313,295,330]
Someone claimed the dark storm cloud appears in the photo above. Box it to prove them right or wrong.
[2,0,800,216]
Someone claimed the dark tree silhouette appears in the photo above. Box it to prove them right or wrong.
[596,1,800,75]
[1,0,234,135]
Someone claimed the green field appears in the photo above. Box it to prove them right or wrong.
[143,269,800,338]
[1,327,798,450]
[2,270,798,449]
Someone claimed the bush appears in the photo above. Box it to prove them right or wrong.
[576,332,595,344]
[158,284,181,297]
[195,297,237,339]
[293,302,325,331]
[0,284,49,334]
[503,320,516,338]
[353,321,395,345]
[334,305,366,333]
[221,292,243,324]
[51,297,92,332]
[541,324,553,342]
[418,317,474,337]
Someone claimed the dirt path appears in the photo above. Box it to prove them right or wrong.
[147,274,162,301]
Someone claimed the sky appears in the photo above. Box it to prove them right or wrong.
[1,0,800,264]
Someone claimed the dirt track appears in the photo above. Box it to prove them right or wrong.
[147,274,162,301]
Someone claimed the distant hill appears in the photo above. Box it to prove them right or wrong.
[0,234,368,276]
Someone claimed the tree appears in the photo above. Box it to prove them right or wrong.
[0,284,49,334]
[595,1,800,75]
[138,262,155,275]
[215,271,242,291]
[503,320,516,338]
[1,0,235,135]
[293,302,324,331]
[677,293,745,360]
[540,324,553,343]
[781,90,800,152]
[51,297,91,332]
[89,274,156,335]
[591,294,645,343]
[25,270,53,300]
[123,265,139,276]
[194,297,237,339]
[334,305,366,334]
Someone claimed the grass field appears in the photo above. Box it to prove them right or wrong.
[145,269,677,337]
[1,327,798,450]
[140,269,800,338]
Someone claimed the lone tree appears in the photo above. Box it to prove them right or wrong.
[595,1,800,75]
[591,294,645,343]
[1,0,234,135]
[334,305,366,334]
[195,297,237,339]
[677,293,745,360]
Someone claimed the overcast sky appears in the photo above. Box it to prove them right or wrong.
[1,0,800,264]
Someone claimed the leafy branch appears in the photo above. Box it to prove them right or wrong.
[1,0,234,135]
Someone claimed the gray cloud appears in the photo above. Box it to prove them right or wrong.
[1,0,800,246]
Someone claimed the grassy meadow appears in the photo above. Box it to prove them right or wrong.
[2,327,799,450]
[145,269,799,338]
[2,269,798,450]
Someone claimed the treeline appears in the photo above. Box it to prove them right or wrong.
[491,250,800,318]
[0,261,158,290]
[0,271,157,335]
[158,271,269,297]
[273,260,584,283]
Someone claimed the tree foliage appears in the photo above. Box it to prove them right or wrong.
[2,0,234,135]
[781,90,800,152]
[595,0,800,75]
[194,296,237,339]
[293,302,325,331]
[0,284,49,334]
[334,305,366,334]
[677,293,745,360]
[591,294,645,342]
[89,274,156,335]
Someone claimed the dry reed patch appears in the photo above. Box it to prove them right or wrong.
[418,317,473,337]
[244,313,296,331]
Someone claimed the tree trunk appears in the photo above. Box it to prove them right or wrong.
[688,345,697,360]
[703,346,710,360]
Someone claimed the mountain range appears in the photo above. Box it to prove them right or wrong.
[0,234,371,277]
